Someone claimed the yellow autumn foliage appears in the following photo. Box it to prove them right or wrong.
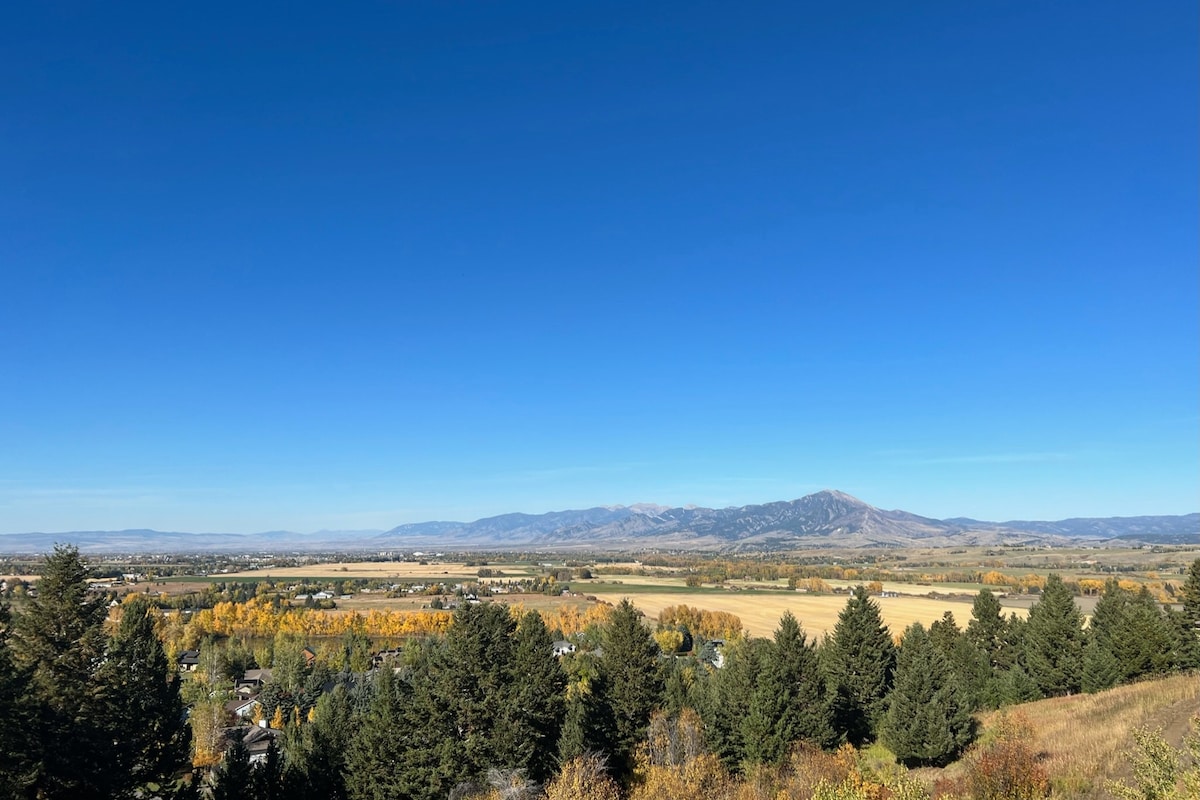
[184,596,452,641]
[657,605,743,640]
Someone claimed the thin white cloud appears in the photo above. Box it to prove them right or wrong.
[895,453,1073,466]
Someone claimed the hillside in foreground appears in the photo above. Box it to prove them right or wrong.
[934,673,1200,799]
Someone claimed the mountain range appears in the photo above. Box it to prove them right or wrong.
[0,490,1196,554]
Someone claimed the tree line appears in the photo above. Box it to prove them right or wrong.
[0,547,1198,799]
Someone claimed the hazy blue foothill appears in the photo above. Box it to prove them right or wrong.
[1,491,1194,553]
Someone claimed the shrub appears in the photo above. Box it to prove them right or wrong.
[960,713,1049,800]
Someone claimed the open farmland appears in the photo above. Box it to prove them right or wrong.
[331,592,593,615]
[578,572,1032,637]
[217,560,544,581]
[588,588,1026,638]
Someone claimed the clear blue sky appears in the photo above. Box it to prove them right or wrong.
[2,1,1196,533]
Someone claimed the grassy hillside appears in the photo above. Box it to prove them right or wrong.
[943,673,1200,799]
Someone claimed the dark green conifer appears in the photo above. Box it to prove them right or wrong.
[558,651,614,764]
[966,589,1015,672]
[210,732,254,800]
[10,544,113,798]
[1182,558,1200,627]
[1166,608,1200,671]
[598,599,663,779]
[880,623,975,767]
[1081,635,1121,693]
[252,738,285,800]
[504,610,566,783]
[823,585,895,745]
[346,657,456,800]
[437,602,519,780]
[745,612,834,764]
[99,595,191,798]
[930,611,990,711]
[1022,574,1085,697]
[704,637,765,770]
[0,601,33,798]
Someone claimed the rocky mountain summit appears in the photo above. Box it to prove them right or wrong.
[2,491,1195,553]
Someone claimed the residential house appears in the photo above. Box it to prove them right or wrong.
[225,695,260,720]
[178,650,200,672]
[237,668,273,692]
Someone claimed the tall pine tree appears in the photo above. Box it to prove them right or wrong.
[346,654,457,800]
[209,731,254,800]
[0,600,33,798]
[1182,557,1200,628]
[743,612,834,764]
[1022,574,1085,697]
[881,623,975,767]
[99,595,191,798]
[505,610,567,783]
[703,637,766,771]
[10,544,115,799]
[823,586,895,745]
[598,599,663,780]
[436,602,519,781]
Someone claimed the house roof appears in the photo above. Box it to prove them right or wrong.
[225,695,259,714]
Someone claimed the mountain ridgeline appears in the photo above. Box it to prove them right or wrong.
[1,490,1196,553]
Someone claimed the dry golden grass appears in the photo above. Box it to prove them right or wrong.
[607,591,1028,638]
[972,674,1200,799]
[332,592,593,614]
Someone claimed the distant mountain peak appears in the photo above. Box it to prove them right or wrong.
[1,493,1195,553]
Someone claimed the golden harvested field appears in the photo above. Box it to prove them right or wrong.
[331,592,593,615]
[218,561,541,580]
[604,591,1028,639]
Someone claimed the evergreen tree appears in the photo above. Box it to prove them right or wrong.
[99,595,191,798]
[437,602,519,780]
[1166,607,1200,672]
[251,738,285,800]
[966,589,1012,671]
[1084,578,1128,692]
[991,663,1041,706]
[1022,574,1085,697]
[1081,635,1121,693]
[10,544,114,798]
[1182,557,1200,628]
[743,612,834,764]
[0,601,34,798]
[598,599,663,780]
[210,732,254,800]
[1085,580,1176,688]
[505,610,567,783]
[823,585,895,745]
[703,636,765,771]
[930,611,990,711]
[558,652,614,765]
[286,684,355,800]
[345,648,457,800]
[880,623,974,767]
[1123,586,1176,679]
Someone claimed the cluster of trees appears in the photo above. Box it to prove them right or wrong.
[182,597,453,641]
[0,546,191,798]
[3,547,1199,800]
[204,599,660,799]
[210,564,1200,798]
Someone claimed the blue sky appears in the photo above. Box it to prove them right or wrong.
[1,1,1196,533]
